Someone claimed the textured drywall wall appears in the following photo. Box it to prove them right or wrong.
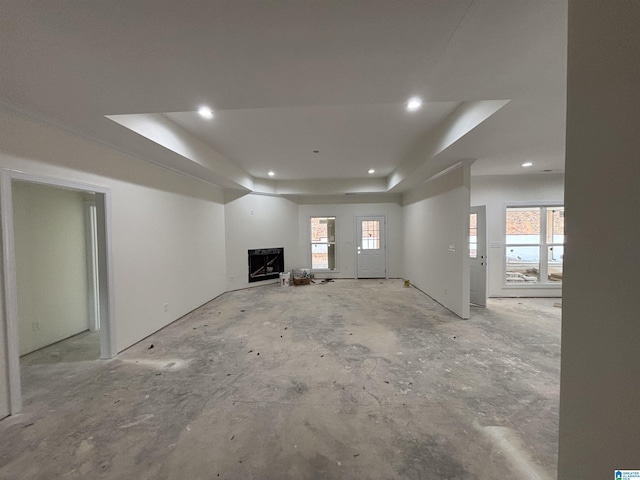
[559,1,640,477]
[402,165,470,319]
[296,202,403,279]
[13,182,90,355]
[0,110,227,357]
[224,193,299,290]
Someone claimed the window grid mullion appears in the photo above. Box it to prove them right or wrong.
[539,207,548,283]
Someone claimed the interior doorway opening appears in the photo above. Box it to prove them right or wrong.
[470,206,487,306]
[1,170,115,416]
[13,182,100,359]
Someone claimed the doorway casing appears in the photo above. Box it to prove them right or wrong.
[0,170,116,414]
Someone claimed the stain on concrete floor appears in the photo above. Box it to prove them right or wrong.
[0,280,560,479]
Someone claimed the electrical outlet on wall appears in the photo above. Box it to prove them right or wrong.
[164,303,168,312]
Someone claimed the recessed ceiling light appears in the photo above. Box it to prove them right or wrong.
[198,106,214,119]
[406,96,423,112]
[267,171,275,177]
[368,169,375,174]
[521,161,534,168]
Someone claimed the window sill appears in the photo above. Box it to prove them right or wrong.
[502,283,562,289]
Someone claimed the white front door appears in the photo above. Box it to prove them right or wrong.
[356,216,386,278]
[470,206,487,306]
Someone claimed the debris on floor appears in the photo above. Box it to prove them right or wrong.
[291,268,312,285]
[6,281,560,480]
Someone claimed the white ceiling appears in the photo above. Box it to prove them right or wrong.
[164,101,461,180]
[0,1,567,195]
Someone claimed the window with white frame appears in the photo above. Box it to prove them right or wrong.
[310,216,336,270]
[505,206,564,285]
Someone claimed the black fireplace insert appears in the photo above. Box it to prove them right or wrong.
[248,248,284,283]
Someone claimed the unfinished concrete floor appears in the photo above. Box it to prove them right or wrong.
[0,280,560,479]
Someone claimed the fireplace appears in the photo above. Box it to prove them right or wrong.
[248,248,284,283]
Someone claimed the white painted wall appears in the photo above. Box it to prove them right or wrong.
[559,2,640,478]
[112,182,226,347]
[296,200,403,279]
[470,173,564,297]
[224,193,299,290]
[0,254,7,418]
[13,182,90,355]
[402,165,470,319]
[0,110,227,408]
